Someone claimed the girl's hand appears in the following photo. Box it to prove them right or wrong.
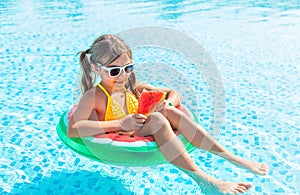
[155,100,171,116]
[119,114,147,132]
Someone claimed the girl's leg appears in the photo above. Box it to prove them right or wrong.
[137,112,252,194]
[163,106,269,175]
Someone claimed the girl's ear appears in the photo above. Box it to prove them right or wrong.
[91,64,101,74]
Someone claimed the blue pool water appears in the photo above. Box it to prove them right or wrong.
[1,0,299,194]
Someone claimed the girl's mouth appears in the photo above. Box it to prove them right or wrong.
[115,80,125,84]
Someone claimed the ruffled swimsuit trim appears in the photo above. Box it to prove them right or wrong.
[97,83,138,121]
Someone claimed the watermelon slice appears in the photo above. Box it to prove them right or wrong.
[138,91,167,115]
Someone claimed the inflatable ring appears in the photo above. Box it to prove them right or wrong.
[56,105,196,166]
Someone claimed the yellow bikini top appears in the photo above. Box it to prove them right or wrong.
[98,83,138,121]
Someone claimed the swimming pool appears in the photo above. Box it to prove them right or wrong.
[1,0,299,194]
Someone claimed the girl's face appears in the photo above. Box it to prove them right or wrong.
[99,53,134,91]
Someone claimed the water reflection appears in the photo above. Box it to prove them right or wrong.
[158,0,185,20]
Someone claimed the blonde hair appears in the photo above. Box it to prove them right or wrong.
[79,34,137,96]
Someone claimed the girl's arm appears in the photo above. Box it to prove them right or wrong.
[67,89,122,138]
[68,119,123,138]
[135,82,182,106]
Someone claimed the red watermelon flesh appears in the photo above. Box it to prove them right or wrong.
[138,91,167,115]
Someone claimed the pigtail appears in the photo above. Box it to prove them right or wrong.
[79,49,95,93]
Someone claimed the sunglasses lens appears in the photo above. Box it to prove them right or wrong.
[110,68,121,76]
[124,65,134,73]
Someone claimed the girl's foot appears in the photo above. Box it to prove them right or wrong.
[230,156,269,175]
[180,168,252,195]
[242,161,269,175]
[219,153,269,175]
[206,180,252,195]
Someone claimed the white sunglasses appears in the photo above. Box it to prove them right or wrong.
[97,63,135,77]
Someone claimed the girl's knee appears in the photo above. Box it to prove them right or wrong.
[165,106,184,118]
[137,112,170,136]
[148,112,169,124]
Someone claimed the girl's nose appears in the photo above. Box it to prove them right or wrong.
[118,69,126,78]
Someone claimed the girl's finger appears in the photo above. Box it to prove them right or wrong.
[134,114,147,119]
[136,118,146,124]
[136,119,146,124]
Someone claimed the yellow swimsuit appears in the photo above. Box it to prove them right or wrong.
[98,83,138,121]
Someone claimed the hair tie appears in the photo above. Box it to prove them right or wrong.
[85,49,91,64]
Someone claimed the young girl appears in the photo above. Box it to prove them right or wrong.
[68,34,269,194]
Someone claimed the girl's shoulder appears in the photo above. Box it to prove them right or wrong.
[81,86,105,100]
[82,87,97,97]
[79,86,106,109]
